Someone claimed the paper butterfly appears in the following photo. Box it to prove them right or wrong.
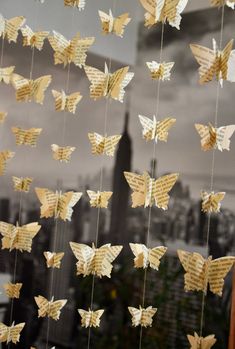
[87,190,113,208]
[129,243,167,269]
[3,282,22,299]
[139,0,188,29]
[0,112,7,123]
[128,306,157,327]
[190,39,235,85]
[44,251,65,269]
[195,123,235,151]
[48,31,95,68]
[0,221,41,252]
[64,0,86,10]
[0,14,25,43]
[35,188,82,221]
[12,176,33,193]
[34,295,67,320]
[52,90,82,114]
[88,133,121,156]
[177,250,235,296]
[21,25,49,50]
[70,242,123,278]
[146,61,174,80]
[139,115,176,143]
[0,66,15,84]
[0,150,15,176]
[0,322,25,344]
[78,309,104,328]
[201,191,226,213]
[11,74,52,104]
[11,127,42,146]
[84,63,134,102]
[210,0,235,8]
[187,332,217,349]
[51,144,76,163]
[124,171,179,209]
[98,9,131,37]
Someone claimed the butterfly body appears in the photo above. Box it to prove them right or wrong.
[129,243,167,269]
[99,9,131,37]
[87,190,113,208]
[34,295,67,320]
[51,144,76,162]
[201,191,225,213]
[128,306,157,327]
[0,322,25,344]
[146,61,174,80]
[0,15,25,43]
[0,150,15,175]
[187,332,217,349]
[78,308,104,328]
[195,123,235,151]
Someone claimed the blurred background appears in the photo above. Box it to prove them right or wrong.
[0,0,235,348]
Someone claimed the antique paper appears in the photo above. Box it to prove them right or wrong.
[78,309,104,328]
[87,190,113,208]
[0,15,26,42]
[64,0,86,10]
[210,0,235,8]
[98,9,131,37]
[139,0,188,29]
[128,306,157,327]
[124,171,179,209]
[195,123,235,151]
[0,112,7,123]
[178,250,235,296]
[0,322,25,344]
[0,66,15,84]
[34,296,67,320]
[44,251,64,269]
[35,188,82,221]
[12,176,33,192]
[84,63,134,102]
[3,282,22,299]
[139,115,176,143]
[11,74,52,104]
[0,221,41,252]
[11,127,42,146]
[52,90,82,113]
[70,242,123,278]
[51,144,76,162]
[190,39,235,85]
[48,31,95,67]
[146,61,174,80]
[201,191,226,213]
[88,133,121,156]
[187,332,217,349]
[129,243,167,269]
[21,25,49,50]
[0,150,15,176]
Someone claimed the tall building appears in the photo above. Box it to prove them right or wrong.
[109,109,132,246]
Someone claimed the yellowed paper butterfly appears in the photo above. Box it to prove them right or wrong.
[211,0,235,8]
[0,112,7,123]
[187,332,217,349]
[11,127,42,146]
[21,25,49,50]
[87,190,113,208]
[0,221,41,252]
[139,115,176,143]
[0,66,15,84]
[35,188,82,221]
[146,61,174,80]
[201,191,226,213]
[128,306,157,327]
[44,251,65,269]
[84,63,134,102]
[88,133,121,156]
[34,295,67,320]
[78,309,104,328]
[51,144,76,163]
[98,9,131,37]
[129,243,167,270]
[0,322,25,344]
[195,123,235,151]
[3,282,22,299]
[64,0,86,10]
[0,14,25,43]
[0,150,15,176]
[70,242,123,278]
[124,171,179,209]
[12,176,33,192]
[52,90,82,114]
[177,250,235,296]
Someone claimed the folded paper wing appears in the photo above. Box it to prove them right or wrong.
[21,25,49,50]
[139,115,176,142]
[201,191,225,213]
[0,151,15,175]
[64,0,86,10]
[88,133,121,156]
[4,283,22,299]
[11,127,42,146]
[52,90,82,114]
[87,190,113,208]
[0,322,25,344]
[129,243,167,269]
[195,123,235,151]
[128,306,157,327]
[44,251,65,269]
[34,295,67,320]
[0,66,15,84]
[0,15,26,43]
[12,176,33,192]
[51,144,76,162]
[78,309,104,328]
[210,0,235,8]
[187,332,217,349]
[146,61,174,80]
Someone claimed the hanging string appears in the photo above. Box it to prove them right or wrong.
[199,4,225,337]
[138,21,165,349]
[87,2,117,348]
[0,36,5,68]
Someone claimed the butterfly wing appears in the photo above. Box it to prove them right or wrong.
[66,92,82,113]
[201,334,217,349]
[208,257,235,296]
[156,117,176,142]
[128,307,142,327]
[164,0,188,29]
[49,299,67,320]
[70,242,95,276]
[195,124,214,151]
[96,244,123,278]
[35,188,58,218]
[32,75,52,104]
[59,191,82,221]
[16,222,41,252]
[221,39,234,80]
[124,172,146,207]
[149,246,167,270]
[113,13,131,37]
[109,67,133,102]
[141,306,157,327]
[91,310,104,327]
[88,132,105,154]
[11,73,31,102]
[0,322,9,343]
[0,150,15,175]
[139,115,155,141]
[73,36,95,68]
[34,295,49,318]
[104,135,122,156]
[216,125,235,151]
[190,43,217,84]
[84,65,107,100]
[129,243,149,268]
[52,90,66,111]
[78,309,91,327]
[154,173,179,210]
[0,221,16,250]
[0,112,7,123]
[5,16,25,43]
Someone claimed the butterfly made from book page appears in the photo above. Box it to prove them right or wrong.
[11,74,52,104]
[78,309,104,328]
[190,39,235,85]
[98,9,131,37]
[12,176,33,192]
[21,25,49,50]
[187,332,217,349]
[70,242,123,278]
[64,0,86,10]
[129,243,167,270]
[84,63,134,102]
[124,171,179,209]
[48,31,95,67]
[11,127,42,146]
[44,251,64,269]
[178,250,235,296]
[88,133,121,156]
[0,14,25,43]
[210,0,235,8]
[139,115,176,143]
[0,66,15,84]
[195,123,235,151]
[35,188,82,221]
[128,306,157,327]
[201,191,226,213]
[0,150,15,175]
[146,61,174,80]
[34,296,67,320]
[52,90,82,114]
[139,0,188,29]
[87,190,113,208]
[0,221,41,252]
[3,282,22,299]
[51,144,76,163]
[0,322,25,344]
